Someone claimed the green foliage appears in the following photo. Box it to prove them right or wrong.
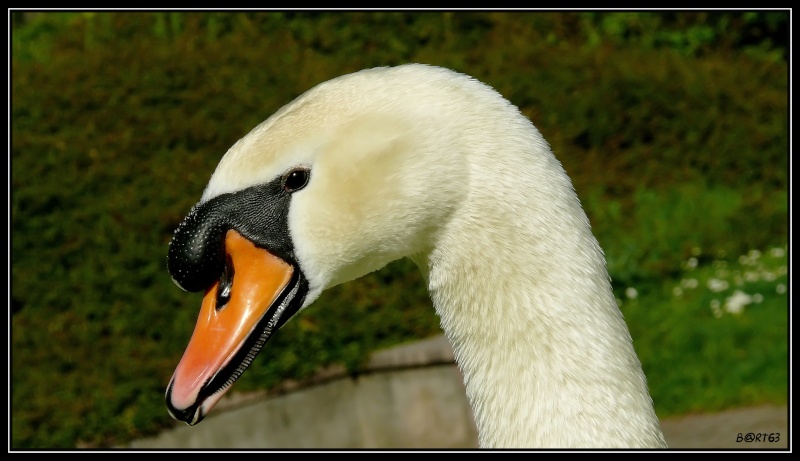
[10,11,788,448]
[578,11,788,60]
[586,183,788,288]
[622,246,788,416]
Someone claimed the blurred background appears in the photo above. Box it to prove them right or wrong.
[10,11,789,449]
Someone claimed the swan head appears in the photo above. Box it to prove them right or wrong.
[165,64,485,424]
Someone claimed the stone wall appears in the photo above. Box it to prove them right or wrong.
[125,334,789,450]
[127,335,480,449]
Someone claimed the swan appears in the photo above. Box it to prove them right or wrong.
[164,63,668,448]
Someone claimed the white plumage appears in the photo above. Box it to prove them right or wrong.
[167,64,667,448]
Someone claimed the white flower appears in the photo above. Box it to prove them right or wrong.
[681,278,699,289]
[776,284,786,294]
[673,286,683,297]
[769,247,785,258]
[707,278,729,293]
[753,293,764,303]
[710,299,722,318]
[724,290,752,315]
[738,249,762,266]
[625,287,638,299]
[684,257,698,270]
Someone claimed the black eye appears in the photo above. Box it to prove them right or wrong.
[283,168,310,193]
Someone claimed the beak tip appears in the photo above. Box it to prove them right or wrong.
[165,380,201,425]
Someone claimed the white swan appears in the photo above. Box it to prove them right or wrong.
[164,63,668,448]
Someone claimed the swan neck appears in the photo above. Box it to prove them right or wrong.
[423,155,666,448]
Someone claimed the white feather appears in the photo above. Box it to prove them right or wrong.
[202,64,667,448]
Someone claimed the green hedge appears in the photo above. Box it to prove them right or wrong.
[10,11,788,448]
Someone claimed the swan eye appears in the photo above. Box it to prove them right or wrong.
[282,168,310,193]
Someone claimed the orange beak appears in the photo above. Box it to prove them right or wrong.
[166,229,295,425]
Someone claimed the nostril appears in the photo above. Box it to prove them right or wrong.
[216,254,234,310]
